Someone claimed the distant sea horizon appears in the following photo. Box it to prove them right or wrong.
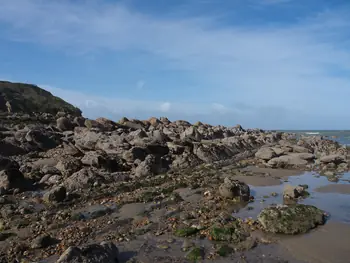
[276,130,350,146]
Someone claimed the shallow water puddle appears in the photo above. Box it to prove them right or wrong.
[234,172,350,223]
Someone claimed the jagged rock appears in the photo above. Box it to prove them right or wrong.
[160,117,171,124]
[219,177,250,201]
[320,154,346,164]
[258,204,325,234]
[64,168,103,191]
[194,144,235,163]
[145,144,169,157]
[122,147,147,163]
[62,141,82,156]
[283,185,308,199]
[56,157,82,177]
[95,117,118,131]
[148,130,169,143]
[134,155,156,177]
[0,140,26,156]
[32,234,55,249]
[292,145,311,153]
[148,117,162,127]
[0,156,19,171]
[0,168,31,192]
[25,129,57,150]
[267,153,314,168]
[81,151,123,172]
[255,147,276,161]
[73,116,86,127]
[180,126,203,142]
[57,117,73,131]
[74,130,104,150]
[171,153,202,170]
[56,242,119,263]
[43,186,66,203]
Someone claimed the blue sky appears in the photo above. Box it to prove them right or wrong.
[0,0,350,129]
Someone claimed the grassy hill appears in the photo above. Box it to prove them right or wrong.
[0,81,81,116]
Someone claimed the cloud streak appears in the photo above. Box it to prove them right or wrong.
[1,0,350,129]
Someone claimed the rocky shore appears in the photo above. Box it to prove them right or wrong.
[0,83,349,263]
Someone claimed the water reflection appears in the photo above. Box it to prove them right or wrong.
[233,172,350,223]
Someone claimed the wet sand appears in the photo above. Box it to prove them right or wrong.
[236,167,304,186]
[315,184,350,194]
[280,222,350,263]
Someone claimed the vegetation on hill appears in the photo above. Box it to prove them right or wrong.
[0,81,81,116]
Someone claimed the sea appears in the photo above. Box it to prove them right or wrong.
[279,130,350,146]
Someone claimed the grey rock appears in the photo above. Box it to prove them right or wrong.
[43,186,66,203]
[258,204,325,234]
[56,157,82,177]
[292,145,311,153]
[56,242,119,263]
[320,154,346,164]
[25,129,57,150]
[219,177,250,201]
[255,147,276,161]
[64,168,103,191]
[267,153,314,168]
[134,155,156,177]
[32,234,54,249]
[0,168,31,192]
[57,117,73,131]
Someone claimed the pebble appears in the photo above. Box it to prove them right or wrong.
[182,239,194,251]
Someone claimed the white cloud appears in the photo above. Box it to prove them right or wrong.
[211,103,230,114]
[1,1,350,128]
[160,102,171,112]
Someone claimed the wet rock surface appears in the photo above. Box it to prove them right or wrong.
[258,204,326,234]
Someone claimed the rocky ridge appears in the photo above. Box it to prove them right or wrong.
[0,85,349,262]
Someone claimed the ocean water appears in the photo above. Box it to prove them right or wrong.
[280,130,350,146]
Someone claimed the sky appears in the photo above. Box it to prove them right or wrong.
[0,0,349,130]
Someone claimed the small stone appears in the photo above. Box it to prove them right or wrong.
[31,234,53,249]
[43,186,66,203]
[181,239,194,251]
[157,244,169,250]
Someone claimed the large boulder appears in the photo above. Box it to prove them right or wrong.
[0,140,26,156]
[25,129,58,150]
[267,153,314,168]
[0,168,31,192]
[134,154,156,178]
[81,152,123,172]
[122,147,147,163]
[64,168,103,191]
[74,130,104,151]
[292,145,311,153]
[56,157,82,177]
[219,177,250,201]
[320,154,346,164]
[255,147,276,161]
[180,126,203,142]
[56,242,119,263]
[0,156,19,171]
[57,117,73,131]
[258,204,325,234]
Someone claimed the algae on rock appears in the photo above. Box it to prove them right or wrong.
[258,204,325,234]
